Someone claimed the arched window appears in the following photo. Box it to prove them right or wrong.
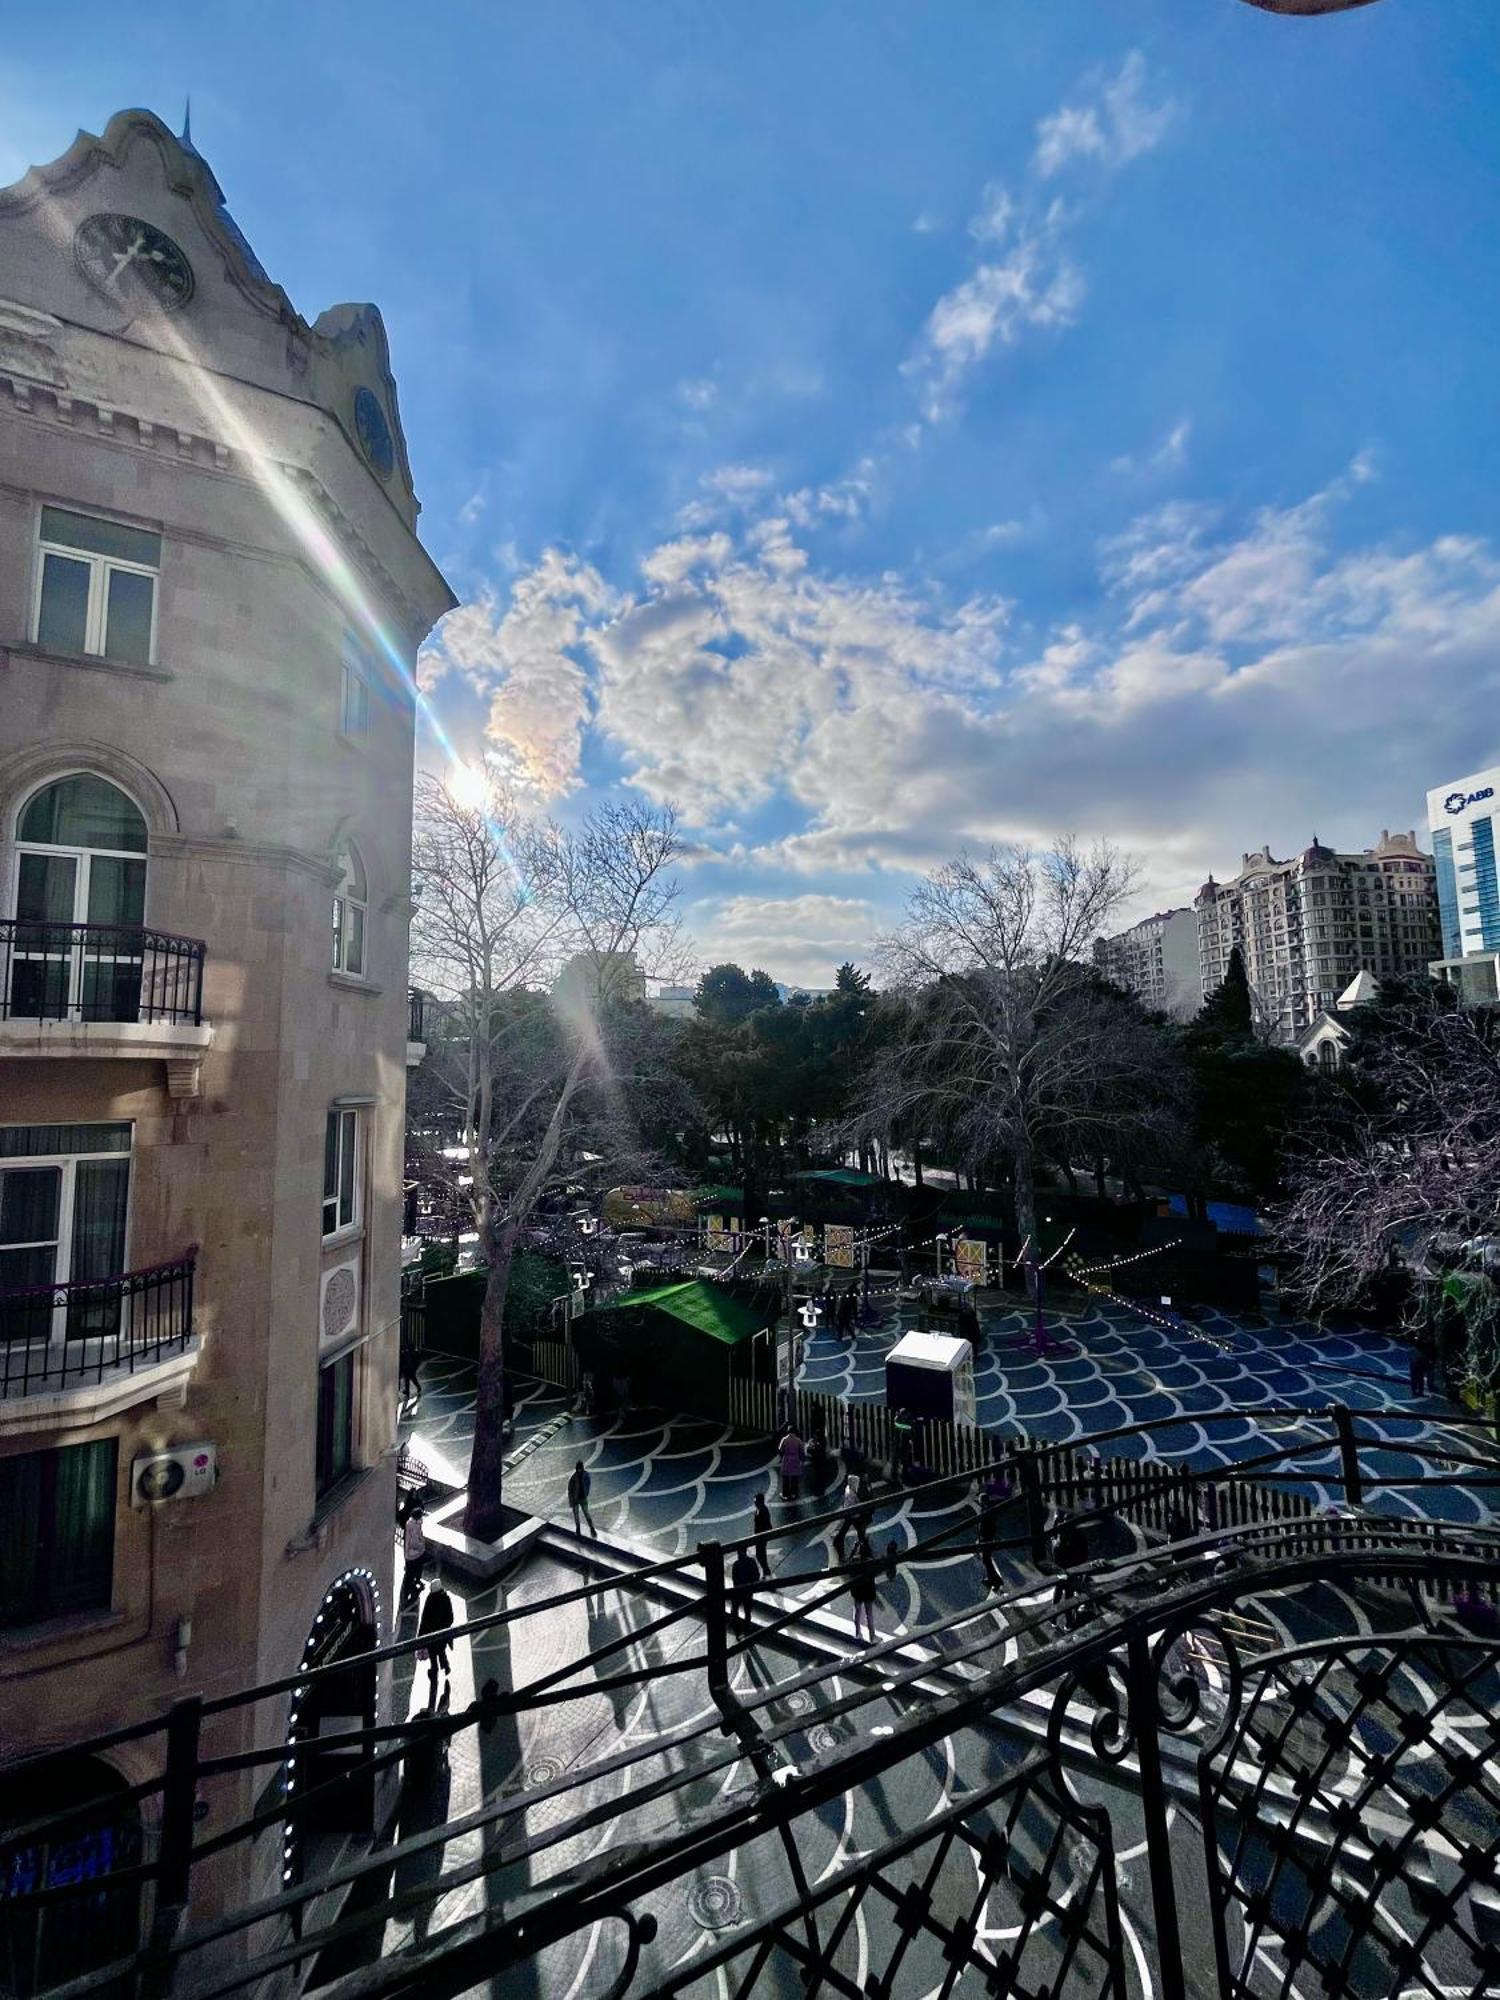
[1317,1040,1340,1073]
[331,844,367,977]
[10,775,147,1020]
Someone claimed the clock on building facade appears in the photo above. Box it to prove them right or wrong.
[353,385,395,479]
[73,213,195,312]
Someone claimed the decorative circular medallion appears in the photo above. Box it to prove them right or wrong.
[526,1757,564,1788]
[322,1266,357,1341]
[780,1688,813,1717]
[74,213,195,313]
[807,1722,844,1758]
[687,1874,743,1931]
[353,385,395,479]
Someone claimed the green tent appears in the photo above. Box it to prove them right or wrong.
[575,1278,773,1419]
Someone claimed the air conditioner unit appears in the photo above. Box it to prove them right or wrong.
[132,1443,217,1507]
[320,1260,361,1345]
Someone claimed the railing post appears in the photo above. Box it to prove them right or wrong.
[700,1540,729,1694]
[1018,1450,1047,1565]
[1330,1403,1364,1508]
[141,1691,203,1991]
[1127,1628,1188,2000]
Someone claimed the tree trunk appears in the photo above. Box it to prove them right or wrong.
[912,1139,924,1190]
[1012,1135,1038,1297]
[464,1222,516,1541]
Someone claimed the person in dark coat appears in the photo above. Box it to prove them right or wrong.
[849,1529,879,1647]
[752,1491,774,1577]
[730,1546,760,1635]
[416,1564,456,1706]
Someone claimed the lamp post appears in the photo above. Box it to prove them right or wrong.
[935,1233,949,1281]
[1032,1215,1054,1357]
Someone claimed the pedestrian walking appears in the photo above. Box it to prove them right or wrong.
[567,1460,596,1537]
[849,1530,879,1648]
[416,1563,455,1707]
[752,1490,774,1577]
[834,1470,868,1561]
[777,1426,805,1501]
[401,1502,428,1606]
[730,1547,760,1635]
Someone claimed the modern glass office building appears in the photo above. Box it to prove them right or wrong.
[1427,767,1500,959]
[1426,766,1500,1001]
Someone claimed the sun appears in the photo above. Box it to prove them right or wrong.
[448,759,490,812]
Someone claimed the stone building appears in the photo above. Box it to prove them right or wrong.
[1195,832,1439,1042]
[0,109,452,1980]
[1092,906,1201,1020]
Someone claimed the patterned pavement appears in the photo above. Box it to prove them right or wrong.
[373,1294,1500,1997]
[403,1290,1496,1575]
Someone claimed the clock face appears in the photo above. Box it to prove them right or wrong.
[353,386,396,480]
[74,213,195,314]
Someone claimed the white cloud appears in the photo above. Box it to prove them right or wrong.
[1111,415,1192,480]
[676,463,776,528]
[1033,51,1176,180]
[912,216,1086,422]
[696,892,880,985]
[907,53,1173,424]
[677,377,718,412]
[432,454,1500,940]
[418,550,614,798]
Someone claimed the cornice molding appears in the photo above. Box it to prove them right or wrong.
[0,371,434,648]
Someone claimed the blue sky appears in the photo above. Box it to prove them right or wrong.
[6,2,1500,983]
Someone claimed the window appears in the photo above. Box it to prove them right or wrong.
[33,508,160,666]
[340,639,371,740]
[0,1125,131,1346]
[9,776,149,1022]
[315,1352,355,1497]
[0,1439,117,1628]
[322,1108,361,1238]
[331,845,367,977]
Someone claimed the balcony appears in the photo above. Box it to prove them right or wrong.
[0,920,213,1097]
[407,986,427,1067]
[0,1252,200,1431]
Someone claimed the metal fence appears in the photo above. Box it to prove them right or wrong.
[2,1443,1497,2000]
[0,918,205,1026]
[0,1252,197,1397]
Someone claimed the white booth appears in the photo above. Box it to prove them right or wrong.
[885,1330,977,1427]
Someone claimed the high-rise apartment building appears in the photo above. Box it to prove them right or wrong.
[1092,907,1201,1020]
[0,109,452,1976]
[1195,832,1440,1041]
[1427,765,1500,1004]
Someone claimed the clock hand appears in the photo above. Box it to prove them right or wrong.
[105,234,147,287]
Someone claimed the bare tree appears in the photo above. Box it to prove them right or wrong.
[1275,1001,1500,1394]
[411,776,683,1540]
[867,838,1151,1285]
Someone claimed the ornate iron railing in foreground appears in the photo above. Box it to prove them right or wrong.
[3,1412,1500,1997]
[0,918,206,1026]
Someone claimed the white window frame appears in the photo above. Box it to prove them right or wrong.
[331,844,368,978]
[32,508,161,666]
[340,637,372,741]
[322,1106,364,1241]
[0,1126,134,1354]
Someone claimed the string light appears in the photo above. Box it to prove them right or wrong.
[282,1566,383,1886]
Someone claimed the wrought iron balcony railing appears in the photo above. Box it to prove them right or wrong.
[0,919,206,1027]
[407,986,426,1044]
[0,1252,197,1398]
